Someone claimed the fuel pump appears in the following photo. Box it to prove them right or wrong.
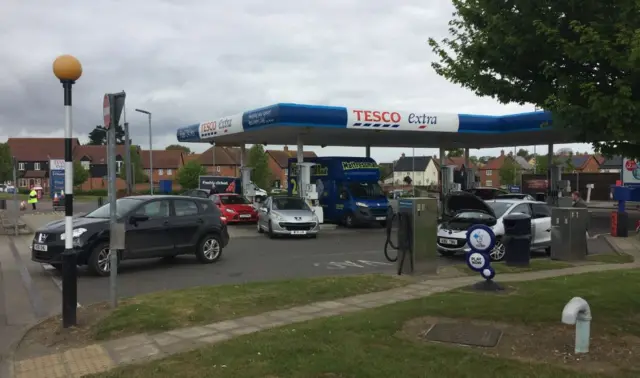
[383,197,438,275]
[241,167,256,201]
[297,162,324,223]
[465,167,478,190]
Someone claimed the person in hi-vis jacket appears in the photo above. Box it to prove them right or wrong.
[28,185,38,210]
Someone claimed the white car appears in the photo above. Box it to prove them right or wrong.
[437,191,551,261]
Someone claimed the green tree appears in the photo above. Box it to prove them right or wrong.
[562,152,576,173]
[446,148,463,158]
[166,144,191,154]
[378,164,392,179]
[73,160,89,187]
[0,143,13,183]
[119,147,147,183]
[516,149,530,159]
[87,125,126,145]
[247,144,271,189]
[534,155,561,174]
[177,160,206,189]
[469,156,479,164]
[499,158,520,186]
[428,0,640,158]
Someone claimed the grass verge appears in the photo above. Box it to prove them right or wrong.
[92,269,640,378]
[94,274,406,340]
[587,252,634,264]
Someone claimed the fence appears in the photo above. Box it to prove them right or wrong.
[521,173,618,201]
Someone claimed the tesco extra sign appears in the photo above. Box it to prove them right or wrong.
[352,110,402,123]
[200,121,216,134]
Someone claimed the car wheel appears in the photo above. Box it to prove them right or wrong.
[489,240,506,261]
[343,213,355,228]
[88,242,114,277]
[438,250,456,257]
[257,222,264,233]
[196,234,222,264]
[268,220,276,239]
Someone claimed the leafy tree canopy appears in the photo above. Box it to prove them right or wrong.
[87,125,126,145]
[247,144,272,190]
[166,144,191,154]
[429,0,640,158]
[177,160,206,189]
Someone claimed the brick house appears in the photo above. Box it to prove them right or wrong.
[73,145,140,191]
[140,150,184,184]
[7,137,81,189]
[266,146,317,189]
[556,153,601,173]
[197,146,243,177]
[479,150,512,188]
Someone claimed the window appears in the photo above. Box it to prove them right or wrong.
[284,169,288,176]
[158,169,164,176]
[486,170,493,176]
[272,197,309,210]
[116,161,123,174]
[510,203,532,216]
[219,195,251,205]
[81,161,90,170]
[86,198,145,218]
[18,163,25,171]
[173,200,199,216]
[532,203,551,218]
[34,162,41,171]
[135,200,170,218]
[216,166,221,173]
[167,169,172,176]
[485,180,493,187]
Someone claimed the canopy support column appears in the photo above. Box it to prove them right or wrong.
[365,145,371,158]
[297,136,304,199]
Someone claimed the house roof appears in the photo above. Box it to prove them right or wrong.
[8,138,81,161]
[556,155,592,169]
[482,154,509,170]
[267,149,317,168]
[73,145,135,164]
[599,156,622,169]
[394,156,434,172]
[445,156,476,169]
[140,150,183,169]
[514,156,533,170]
[198,146,238,166]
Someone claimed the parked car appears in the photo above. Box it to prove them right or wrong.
[31,195,229,276]
[182,189,211,199]
[211,193,258,223]
[495,193,535,201]
[257,196,320,238]
[5,185,15,194]
[436,191,551,261]
[465,187,508,200]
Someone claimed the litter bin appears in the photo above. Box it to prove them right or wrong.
[535,192,546,202]
[503,213,532,267]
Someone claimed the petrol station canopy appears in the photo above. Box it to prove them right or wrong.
[176,103,572,149]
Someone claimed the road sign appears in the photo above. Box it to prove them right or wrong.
[103,94,111,129]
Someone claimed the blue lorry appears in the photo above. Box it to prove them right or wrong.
[287,156,390,227]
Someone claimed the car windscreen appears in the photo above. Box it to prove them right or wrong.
[347,182,385,198]
[486,201,513,218]
[220,195,251,205]
[85,198,144,218]
[272,197,309,210]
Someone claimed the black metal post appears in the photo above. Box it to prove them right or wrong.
[61,79,77,328]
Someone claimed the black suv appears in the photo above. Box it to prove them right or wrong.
[31,195,230,276]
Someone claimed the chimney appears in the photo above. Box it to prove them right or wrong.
[500,150,505,156]
[283,145,288,152]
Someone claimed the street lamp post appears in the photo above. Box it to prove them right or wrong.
[135,109,153,194]
[52,54,82,328]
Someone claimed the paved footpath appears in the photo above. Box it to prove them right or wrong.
[8,236,640,378]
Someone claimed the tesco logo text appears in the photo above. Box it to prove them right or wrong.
[352,110,401,123]
[200,121,216,133]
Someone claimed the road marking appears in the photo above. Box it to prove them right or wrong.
[314,259,393,270]
[41,263,81,308]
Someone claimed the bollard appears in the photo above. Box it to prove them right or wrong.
[561,297,591,354]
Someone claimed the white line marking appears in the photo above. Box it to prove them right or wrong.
[41,263,82,308]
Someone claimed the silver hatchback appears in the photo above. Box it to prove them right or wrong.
[257,196,320,238]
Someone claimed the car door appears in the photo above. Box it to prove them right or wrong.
[126,199,173,258]
[258,197,271,229]
[170,199,202,254]
[531,203,552,247]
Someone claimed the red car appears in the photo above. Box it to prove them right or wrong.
[212,194,258,223]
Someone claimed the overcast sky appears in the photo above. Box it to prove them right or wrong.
[1,0,591,163]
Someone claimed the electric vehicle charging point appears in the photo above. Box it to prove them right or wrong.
[465,224,503,291]
[396,197,438,275]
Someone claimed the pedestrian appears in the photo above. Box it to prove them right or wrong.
[28,185,38,210]
[571,191,587,208]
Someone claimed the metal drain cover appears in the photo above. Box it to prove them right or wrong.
[424,323,502,347]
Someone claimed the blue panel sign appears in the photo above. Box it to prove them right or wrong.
[50,170,65,198]
[242,105,279,129]
[508,185,521,193]
[176,124,201,142]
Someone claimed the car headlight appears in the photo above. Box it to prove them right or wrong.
[355,202,368,208]
[60,228,87,241]
[272,213,284,221]
[225,208,236,214]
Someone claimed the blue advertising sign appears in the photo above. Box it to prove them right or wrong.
[176,124,201,142]
[465,224,497,281]
[50,170,65,198]
[242,105,279,129]
[508,185,521,193]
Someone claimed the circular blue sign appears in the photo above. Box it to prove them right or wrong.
[465,251,491,272]
[480,266,496,280]
[466,224,496,254]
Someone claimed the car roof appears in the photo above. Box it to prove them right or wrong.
[487,199,547,205]
[126,195,208,201]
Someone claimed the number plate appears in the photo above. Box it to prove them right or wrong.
[375,217,386,221]
[439,238,457,246]
[291,230,307,235]
[33,244,48,252]
[239,214,251,218]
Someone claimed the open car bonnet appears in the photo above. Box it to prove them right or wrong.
[441,191,496,220]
